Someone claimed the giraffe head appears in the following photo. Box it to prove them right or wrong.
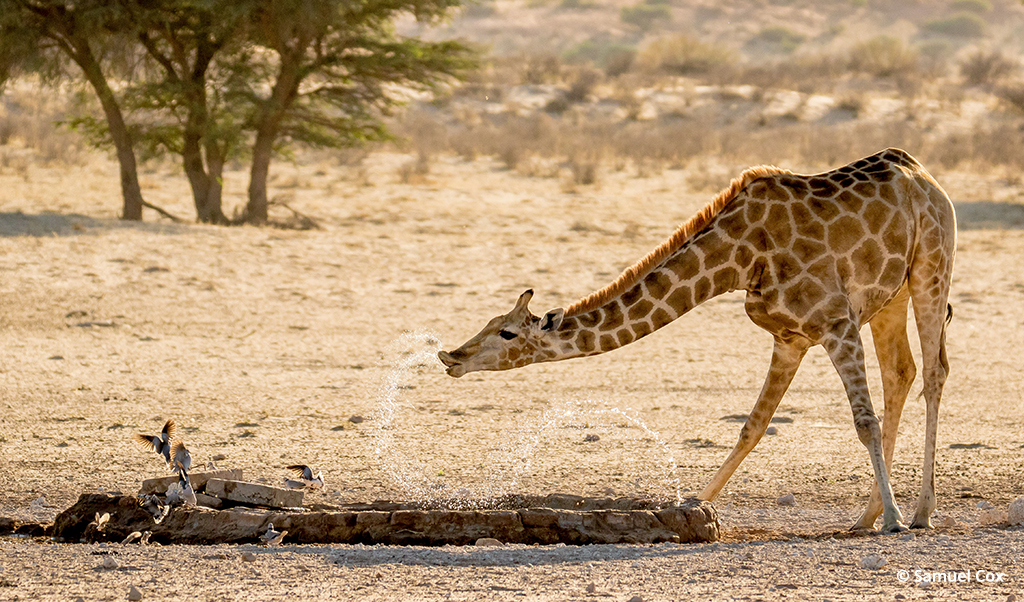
[438,289,565,377]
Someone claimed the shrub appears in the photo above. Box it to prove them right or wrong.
[949,0,991,14]
[563,38,637,77]
[747,27,806,53]
[620,3,671,32]
[636,34,737,76]
[923,12,986,38]
[849,36,919,78]
[959,49,1018,86]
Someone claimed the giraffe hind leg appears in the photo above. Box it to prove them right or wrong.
[700,339,808,502]
[852,286,916,531]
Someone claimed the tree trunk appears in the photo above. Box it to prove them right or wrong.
[202,138,227,224]
[246,127,274,225]
[70,41,144,221]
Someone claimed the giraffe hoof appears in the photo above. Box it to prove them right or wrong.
[882,521,908,534]
[909,519,932,530]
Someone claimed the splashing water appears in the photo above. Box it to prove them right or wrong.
[371,332,682,508]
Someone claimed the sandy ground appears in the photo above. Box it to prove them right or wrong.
[1,151,1023,600]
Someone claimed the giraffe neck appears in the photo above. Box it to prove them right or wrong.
[553,228,747,360]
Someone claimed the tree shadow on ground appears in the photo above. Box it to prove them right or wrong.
[0,211,191,237]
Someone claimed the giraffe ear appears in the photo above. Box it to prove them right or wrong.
[540,308,564,332]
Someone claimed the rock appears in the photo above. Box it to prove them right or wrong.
[765,426,778,435]
[348,415,364,424]
[101,556,119,570]
[583,434,600,442]
[127,585,142,600]
[936,535,951,543]
[977,500,995,510]
[979,508,1007,526]
[627,596,643,602]
[139,469,243,495]
[475,537,503,546]
[776,493,796,507]
[899,533,915,542]
[585,583,596,593]
[1008,497,1024,526]
[940,516,957,528]
[212,454,227,462]
[194,493,223,509]
[205,479,303,509]
[860,554,887,570]
[241,552,258,562]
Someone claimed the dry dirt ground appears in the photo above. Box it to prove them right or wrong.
[1,151,1023,600]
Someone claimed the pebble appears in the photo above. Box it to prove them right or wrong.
[936,535,951,543]
[128,586,143,601]
[627,597,643,602]
[1008,497,1024,526]
[475,538,503,547]
[765,426,778,436]
[348,415,364,424]
[977,500,995,510]
[941,516,957,528]
[1007,594,1017,602]
[583,434,600,442]
[101,556,119,570]
[860,554,887,570]
[212,454,227,461]
[585,583,596,593]
[776,493,796,507]
[242,552,258,562]
[899,533,915,542]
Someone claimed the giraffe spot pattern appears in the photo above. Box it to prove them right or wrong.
[828,215,866,254]
[628,299,654,320]
[852,239,885,285]
[864,200,891,234]
[644,270,672,300]
[666,286,693,313]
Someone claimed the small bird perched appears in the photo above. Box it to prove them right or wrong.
[177,468,197,506]
[134,419,177,467]
[284,464,324,490]
[261,523,287,547]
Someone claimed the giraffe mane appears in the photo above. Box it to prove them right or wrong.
[564,164,791,317]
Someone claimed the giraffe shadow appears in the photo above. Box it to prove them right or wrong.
[953,201,1024,230]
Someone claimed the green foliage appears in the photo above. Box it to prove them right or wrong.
[924,12,987,37]
[620,3,671,32]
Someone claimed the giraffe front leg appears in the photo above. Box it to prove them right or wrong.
[700,339,808,501]
[823,321,907,534]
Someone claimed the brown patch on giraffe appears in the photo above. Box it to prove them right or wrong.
[791,205,826,240]
[578,310,601,328]
[852,239,885,285]
[792,237,827,263]
[616,328,634,347]
[772,252,801,283]
[621,284,643,307]
[694,276,712,303]
[651,308,673,329]
[880,255,905,288]
[563,165,792,317]
[779,176,809,197]
[864,200,891,234]
[766,204,792,247]
[734,245,754,269]
[828,215,866,254]
[599,334,617,351]
[748,227,773,252]
[631,321,653,339]
[628,299,654,320]
[558,318,580,340]
[601,302,625,330]
[879,182,897,204]
[745,199,767,223]
[853,182,877,198]
[835,189,863,213]
[718,210,749,240]
[578,329,597,353]
[666,286,693,313]
[783,277,827,315]
[829,173,856,188]
[644,270,672,300]
[809,177,839,197]
[713,267,740,293]
[807,197,841,222]
[883,211,911,254]
[663,250,700,281]
[701,232,733,269]
[762,179,792,202]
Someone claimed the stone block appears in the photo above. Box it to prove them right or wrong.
[205,479,303,509]
[194,493,223,509]
[139,469,243,495]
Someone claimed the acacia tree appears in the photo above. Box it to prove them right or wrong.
[238,0,473,224]
[0,0,147,220]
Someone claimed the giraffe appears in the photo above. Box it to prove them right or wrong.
[438,148,956,533]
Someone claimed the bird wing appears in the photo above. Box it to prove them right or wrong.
[171,441,191,472]
[134,433,160,453]
[162,419,177,442]
[286,465,313,479]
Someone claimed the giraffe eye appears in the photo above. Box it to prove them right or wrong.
[499,330,518,340]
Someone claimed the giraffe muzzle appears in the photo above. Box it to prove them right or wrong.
[437,351,466,377]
